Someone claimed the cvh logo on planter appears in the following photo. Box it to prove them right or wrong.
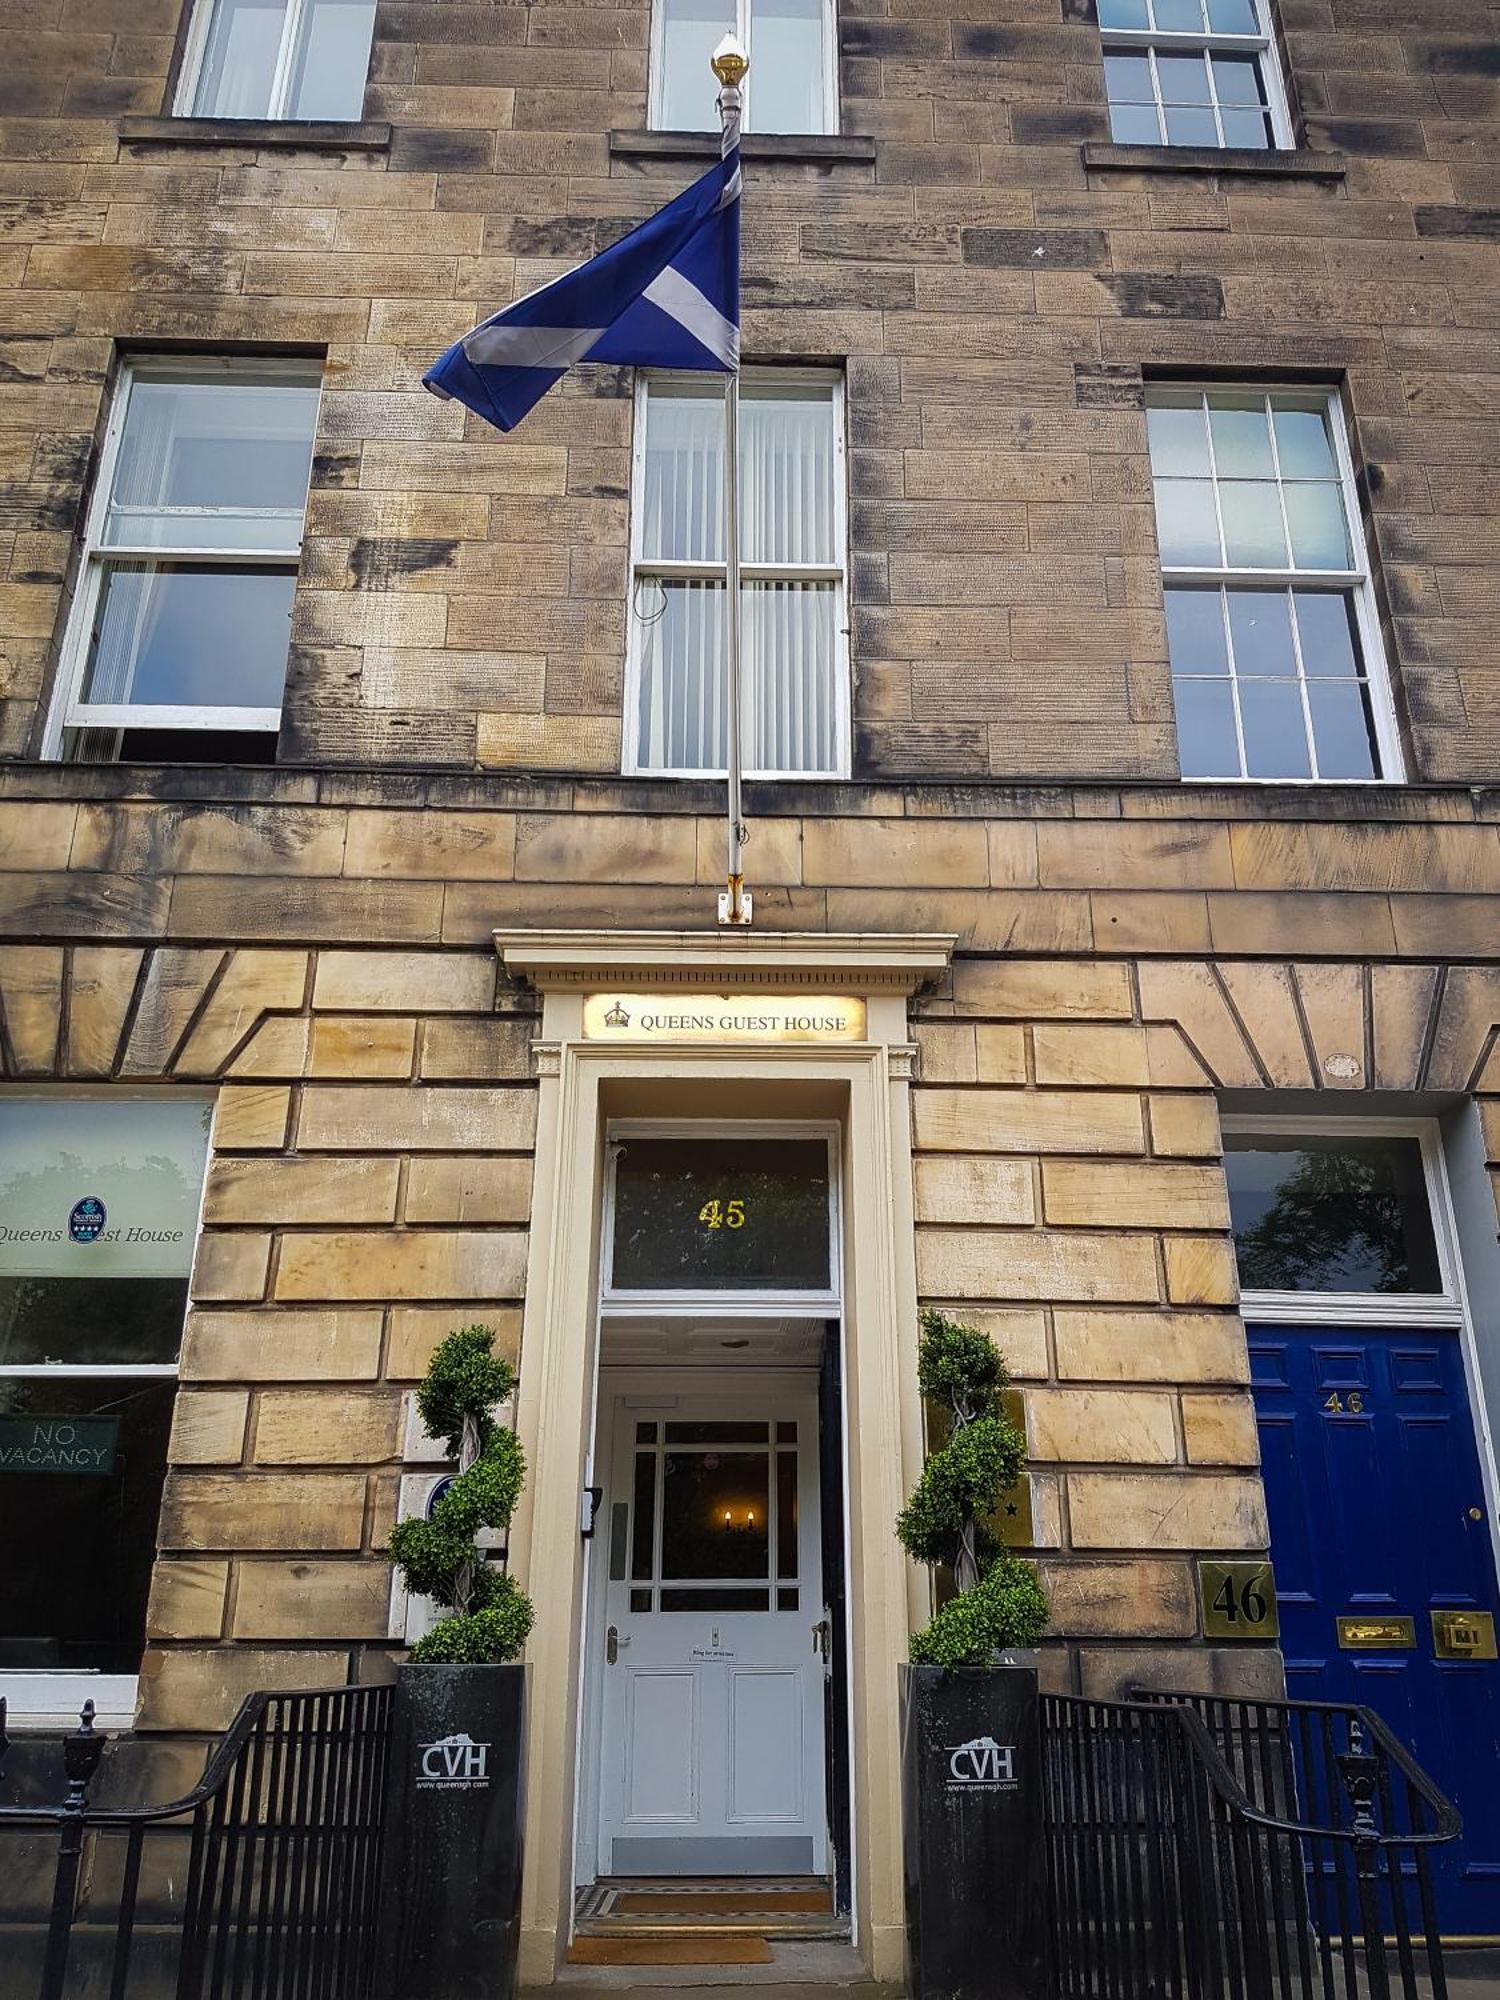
[944,1735,1018,1791]
[416,1732,491,1790]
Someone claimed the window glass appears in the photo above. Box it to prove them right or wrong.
[1150,389,1387,782]
[657,0,734,130]
[750,0,827,133]
[0,1099,210,1676]
[632,374,845,778]
[189,0,375,119]
[78,565,298,710]
[1098,0,1284,151]
[610,1136,831,1291]
[655,0,832,132]
[661,1451,769,1578]
[1225,1134,1443,1294]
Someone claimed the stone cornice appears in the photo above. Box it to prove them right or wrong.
[494,929,955,995]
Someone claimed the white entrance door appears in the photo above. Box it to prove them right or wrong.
[596,1388,828,1877]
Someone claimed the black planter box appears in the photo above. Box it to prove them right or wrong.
[899,1663,1047,2000]
[380,1662,528,2000]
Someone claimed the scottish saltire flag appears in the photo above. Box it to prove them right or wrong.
[423,146,740,433]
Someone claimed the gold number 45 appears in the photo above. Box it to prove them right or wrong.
[1323,1390,1366,1415]
[698,1198,746,1231]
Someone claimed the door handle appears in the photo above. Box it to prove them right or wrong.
[812,1617,830,1662]
[607,1624,631,1665]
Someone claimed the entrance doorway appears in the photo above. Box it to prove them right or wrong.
[1226,1117,1500,1939]
[592,1381,827,1878]
[573,1120,851,1929]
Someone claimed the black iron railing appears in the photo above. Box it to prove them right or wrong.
[1041,1688,1460,2000]
[0,1683,393,2000]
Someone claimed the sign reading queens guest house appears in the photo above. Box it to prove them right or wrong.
[582,993,867,1043]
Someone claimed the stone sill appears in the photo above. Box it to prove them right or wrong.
[0,761,1490,826]
[119,115,392,150]
[609,129,876,166]
[1082,142,1346,179]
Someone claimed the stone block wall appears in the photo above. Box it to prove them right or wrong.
[0,0,1498,779]
[6,776,1500,1720]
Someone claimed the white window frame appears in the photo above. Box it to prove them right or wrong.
[174,0,374,121]
[42,355,321,762]
[1100,0,1295,150]
[0,1087,212,1732]
[648,0,839,135]
[623,368,852,782]
[1152,383,1404,785]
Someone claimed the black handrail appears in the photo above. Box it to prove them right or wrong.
[1132,1686,1463,1844]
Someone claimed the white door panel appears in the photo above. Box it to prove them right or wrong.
[596,1387,828,1876]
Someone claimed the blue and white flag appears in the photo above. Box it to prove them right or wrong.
[423,145,740,434]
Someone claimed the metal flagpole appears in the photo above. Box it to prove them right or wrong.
[712,34,751,927]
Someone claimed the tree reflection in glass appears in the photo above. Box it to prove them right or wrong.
[1226,1134,1441,1294]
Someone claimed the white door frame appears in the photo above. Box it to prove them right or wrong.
[1224,1110,1500,1594]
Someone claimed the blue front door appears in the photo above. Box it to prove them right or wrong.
[1251,1324,1500,1938]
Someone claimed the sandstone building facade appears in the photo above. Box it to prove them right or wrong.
[1,0,1499,1976]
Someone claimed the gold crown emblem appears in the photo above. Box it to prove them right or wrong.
[603,1001,631,1028]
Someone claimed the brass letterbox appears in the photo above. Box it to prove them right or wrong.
[1336,1615,1415,1650]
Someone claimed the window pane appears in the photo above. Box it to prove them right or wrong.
[0,1278,190,1368]
[776,1451,798,1578]
[78,564,297,711]
[1239,678,1311,777]
[635,575,726,772]
[1165,106,1221,144]
[660,1587,771,1611]
[740,385,835,564]
[0,1098,211,1287]
[1308,679,1379,779]
[0,1378,175,1672]
[1292,590,1361,677]
[1165,587,1229,672]
[1285,480,1352,568]
[1098,0,1150,24]
[661,1451,769,1578]
[665,1422,769,1444]
[1146,399,1211,478]
[611,1135,831,1291]
[1272,403,1338,480]
[1227,588,1296,676]
[1104,53,1155,102]
[1158,53,1212,102]
[1219,479,1288,566]
[1109,101,1163,142]
[1212,55,1267,105]
[1173,676,1240,777]
[1151,0,1205,27]
[106,375,319,553]
[744,579,838,775]
[285,0,377,119]
[1153,478,1220,565]
[657,0,734,130]
[749,0,827,133]
[1206,0,1258,28]
[632,1451,657,1578]
[191,0,286,117]
[1225,1134,1442,1293]
[642,390,723,562]
[1209,399,1275,478]
[1220,106,1272,147]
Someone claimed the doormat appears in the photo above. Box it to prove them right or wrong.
[567,1937,774,1966]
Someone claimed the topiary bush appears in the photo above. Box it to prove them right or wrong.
[898,1308,1049,1670]
[389,1323,534,1665]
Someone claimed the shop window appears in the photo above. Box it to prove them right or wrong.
[176,0,377,121]
[46,357,321,765]
[1224,1130,1444,1296]
[1098,0,1292,149]
[0,1097,211,1723]
[1146,386,1402,783]
[651,0,836,134]
[627,371,849,778]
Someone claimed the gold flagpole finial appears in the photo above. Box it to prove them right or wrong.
[711,32,748,85]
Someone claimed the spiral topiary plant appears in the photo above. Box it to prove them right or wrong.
[389,1323,534,1665]
[897,1307,1049,1670]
